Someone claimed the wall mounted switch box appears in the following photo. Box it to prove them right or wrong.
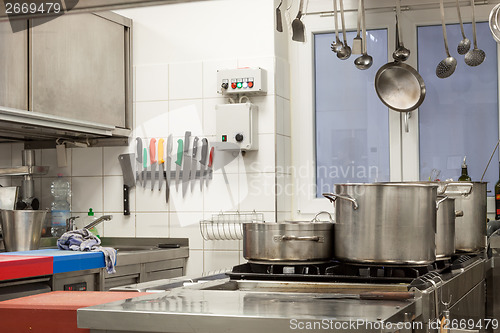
[216,103,258,151]
[217,68,267,95]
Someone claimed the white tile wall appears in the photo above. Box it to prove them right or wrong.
[5,0,293,277]
[135,64,169,102]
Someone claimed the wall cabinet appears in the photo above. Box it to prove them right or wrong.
[0,12,132,144]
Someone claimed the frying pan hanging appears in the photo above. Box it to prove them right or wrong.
[374,0,426,112]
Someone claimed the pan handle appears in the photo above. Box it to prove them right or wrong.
[404,111,411,133]
[274,235,324,243]
[436,195,449,210]
[455,210,464,217]
[312,211,334,223]
[438,182,473,196]
[323,193,359,210]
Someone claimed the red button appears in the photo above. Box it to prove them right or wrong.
[248,82,254,88]
[231,83,237,89]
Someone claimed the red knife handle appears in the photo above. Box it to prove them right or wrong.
[149,138,157,163]
[208,147,214,168]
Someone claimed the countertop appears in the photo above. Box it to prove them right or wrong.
[77,278,419,333]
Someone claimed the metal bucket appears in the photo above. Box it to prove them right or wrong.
[438,182,487,252]
[0,210,48,252]
[324,182,438,265]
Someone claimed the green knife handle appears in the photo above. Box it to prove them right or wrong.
[143,148,147,168]
[175,139,183,166]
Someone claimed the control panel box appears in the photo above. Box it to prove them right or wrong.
[217,68,267,95]
[216,103,258,151]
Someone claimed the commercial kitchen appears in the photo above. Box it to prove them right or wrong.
[0,0,500,332]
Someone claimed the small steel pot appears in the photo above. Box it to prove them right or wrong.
[436,196,460,259]
[438,182,487,252]
[243,214,334,262]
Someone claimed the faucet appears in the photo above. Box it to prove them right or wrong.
[84,215,113,230]
[66,216,80,231]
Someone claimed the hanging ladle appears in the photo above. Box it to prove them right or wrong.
[336,0,351,60]
[455,0,471,55]
[276,0,283,32]
[392,0,410,62]
[331,0,342,53]
[354,0,373,69]
[436,0,457,78]
[465,0,485,66]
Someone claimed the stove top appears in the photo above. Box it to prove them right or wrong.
[227,254,481,285]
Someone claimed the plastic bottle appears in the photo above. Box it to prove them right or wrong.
[85,208,100,238]
[50,173,71,237]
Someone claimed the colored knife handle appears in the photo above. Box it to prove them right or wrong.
[208,146,214,168]
[175,139,183,166]
[158,138,165,164]
[136,137,142,163]
[184,131,191,154]
[192,137,199,158]
[149,138,157,163]
[143,148,147,168]
[200,138,208,165]
[124,185,130,215]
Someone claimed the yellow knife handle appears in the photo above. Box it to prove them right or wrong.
[158,138,165,164]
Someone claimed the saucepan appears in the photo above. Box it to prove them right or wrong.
[242,212,334,262]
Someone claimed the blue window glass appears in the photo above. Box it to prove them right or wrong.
[314,29,390,197]
[417,22,498,195]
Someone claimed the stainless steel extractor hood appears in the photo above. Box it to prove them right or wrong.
[0,0,210,20]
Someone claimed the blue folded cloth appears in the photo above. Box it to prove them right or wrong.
[57,229,116,274]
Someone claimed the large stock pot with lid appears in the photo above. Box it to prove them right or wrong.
[323,182,439,265]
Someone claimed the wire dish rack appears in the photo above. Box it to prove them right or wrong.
[200,211,264,240]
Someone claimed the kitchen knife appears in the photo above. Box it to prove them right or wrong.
[143,148,147,189]
[199,138,208,190]
[315,291,415,301]
[175,139,183,192]
[158,138,165,191]
[182,131,192,197]
[149,138,157,191]
[118,153,136,216]
[190,137,199,192]
[206,146,214,187]
[135,137,142,187]
[166,134,173,202]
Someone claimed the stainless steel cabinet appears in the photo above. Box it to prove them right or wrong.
[30,13,130,129]
[0,20,28,110]
[0,12,131,143]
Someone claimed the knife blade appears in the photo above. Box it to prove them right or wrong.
[158,138,165,191]
[135,137,142,187]
[199,138,208,191]
[118,153,136,216]
[182,131,192,197]
[166,134,173,202]
[143,148,148,189]
[149,138,157,191]
[206,146,214,187]
[190,137,199,192]
[175,139,183,192]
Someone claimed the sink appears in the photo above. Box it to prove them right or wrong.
[40,236,187,250]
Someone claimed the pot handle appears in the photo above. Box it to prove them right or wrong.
[312,211,334,223]
[435,196,449,209]
[274,235,324,243]
[455,210,464,217]
[438,182,473,196]
[322,193,359,210]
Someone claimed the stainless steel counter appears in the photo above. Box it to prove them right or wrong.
[78,279,418,333]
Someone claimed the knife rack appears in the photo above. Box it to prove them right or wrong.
[200,211,264,241]
[137,170,213,180]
